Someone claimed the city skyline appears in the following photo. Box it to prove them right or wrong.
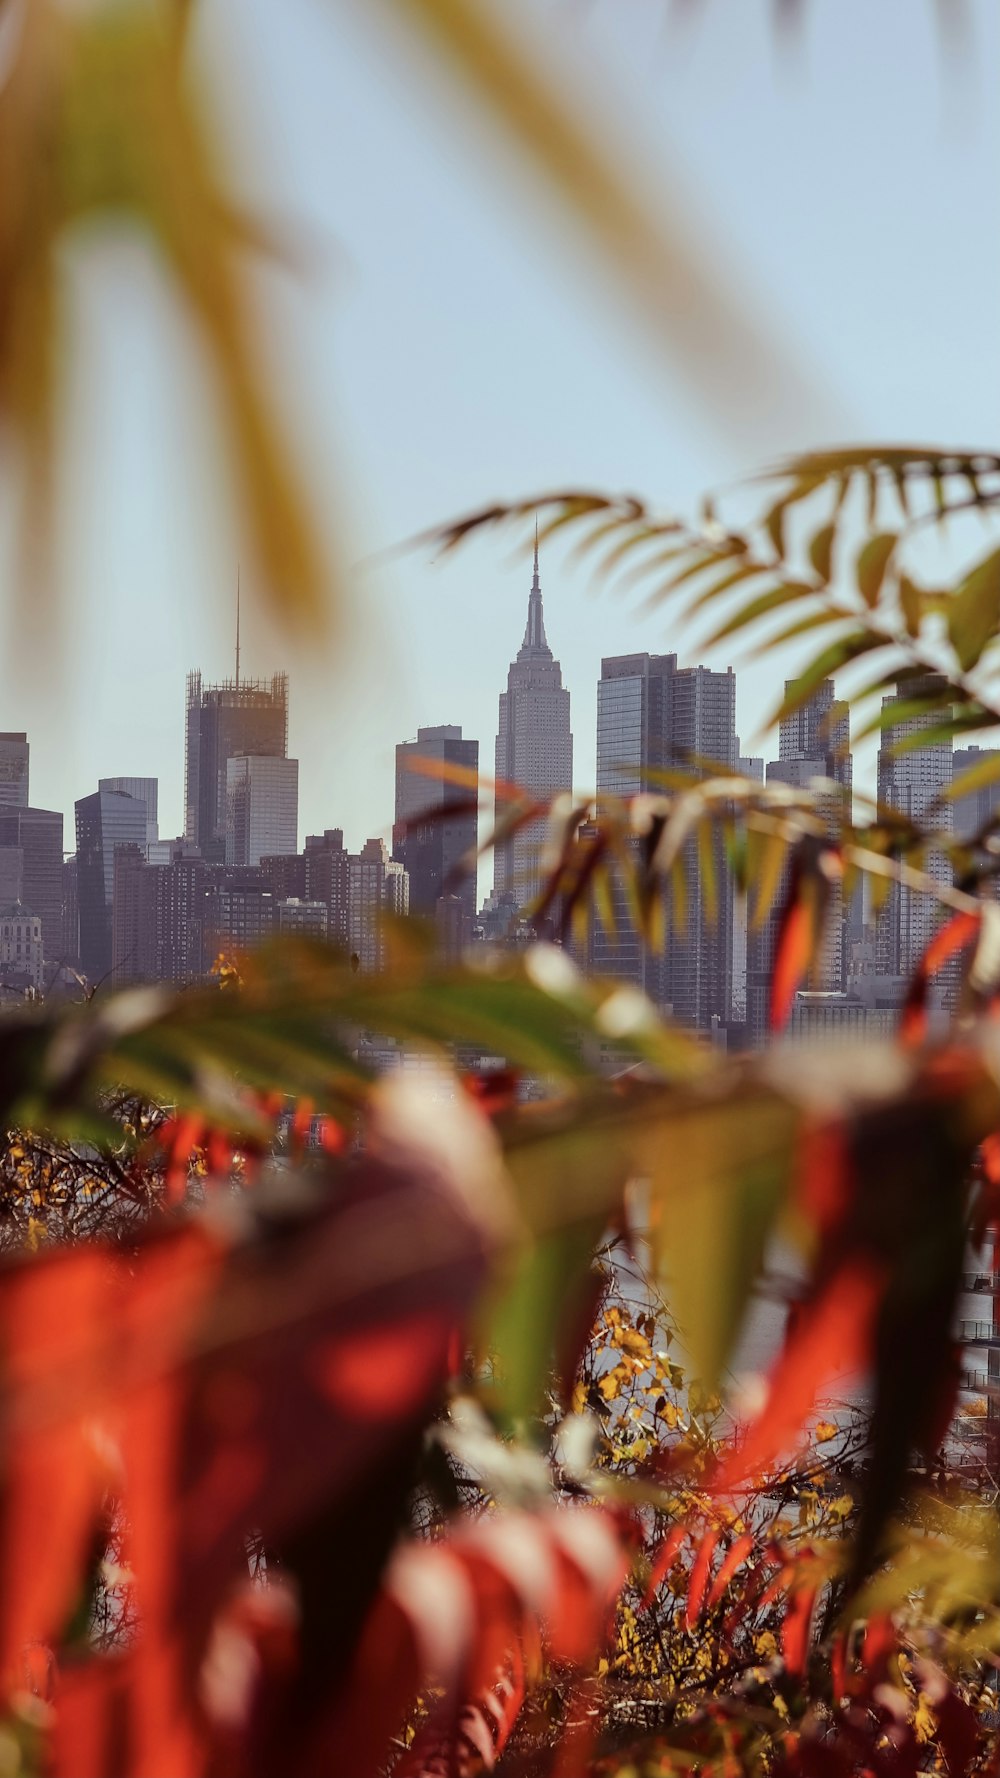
[0,608,986,1049]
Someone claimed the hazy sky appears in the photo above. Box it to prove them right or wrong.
[7,0,1000,871]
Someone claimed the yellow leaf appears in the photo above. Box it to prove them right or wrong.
[814,1420,838,1442]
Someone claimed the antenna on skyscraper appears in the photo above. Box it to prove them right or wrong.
[534,513,539,576]
[235,566,241,690]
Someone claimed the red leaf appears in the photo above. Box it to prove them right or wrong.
[900,910,981,1045]
[781,1580,819,1676]
[716,1261,882,1490]
[685,1525,719,1630]
[641,1521,686,1609]
[860,1611,896,1684]
[705,1529,755,1612]
[769,839,843,1034]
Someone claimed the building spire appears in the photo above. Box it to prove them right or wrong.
[520,517,549,655]
[235,565,241,691]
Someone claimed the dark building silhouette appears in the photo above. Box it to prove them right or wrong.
[184,671,288,863]
[75,788,148,982]
[394,725,478,920]
[261,852,308,902]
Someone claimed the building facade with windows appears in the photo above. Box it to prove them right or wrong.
[592,652,738,1030]
[185,671,289,861]
[876,675,953,982]
[225,756,298,867]
[394,725,478,920]
[100,778,159,852]
[75,787,149,982]
[0,735,28,809]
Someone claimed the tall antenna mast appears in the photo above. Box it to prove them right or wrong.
[235,566,241,691]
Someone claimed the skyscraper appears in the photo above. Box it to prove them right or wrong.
[0,735,28,809]
[0,807,64,965]
[593,652,737,1029]
[75,788,149,981]
[348,839,409,970]
[493,538,572,909]
[100,778,159,851]
[952,744,1000,845]
[225,756,299,866]
[304,830,351,948]
[184,671,289,861]
[394,725,478,919]
[876,675,953,981]
[111,847,211,986]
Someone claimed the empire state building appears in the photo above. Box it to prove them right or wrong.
[493,536,573,908]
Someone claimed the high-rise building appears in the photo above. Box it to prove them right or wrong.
[494,539,572,908]
[75,788,149,982]
[347,839,409,970]
[0,807,64,965]
[100,778,159,851]
[592,652,737,1029]
[203,867,276,963]
[277,898,329,940]
[0,734,28,809]
[111,847,213,985]
[953,745,1000,846]
[225,756,298,867]
[876,675,953,982]
[184,671,289,861]
[304,830,350,948]
[394,726,478,919]
[261,852,308,902]
[746,679,852,1040]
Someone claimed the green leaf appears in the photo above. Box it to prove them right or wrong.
[808,522,835,585]
[856,533,897,607]
[748,827,789,931]
[947,546,1000,671]
[767,632,888,729]
[692,574,806,644]
[640,1094,796,1389]
[944,750,1000,804]
[898,575,923,637]
[479,1218,604,1427]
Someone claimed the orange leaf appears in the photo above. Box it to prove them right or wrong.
[770,897,812,1033]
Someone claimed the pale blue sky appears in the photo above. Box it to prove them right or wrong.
[8,1,1000,864]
